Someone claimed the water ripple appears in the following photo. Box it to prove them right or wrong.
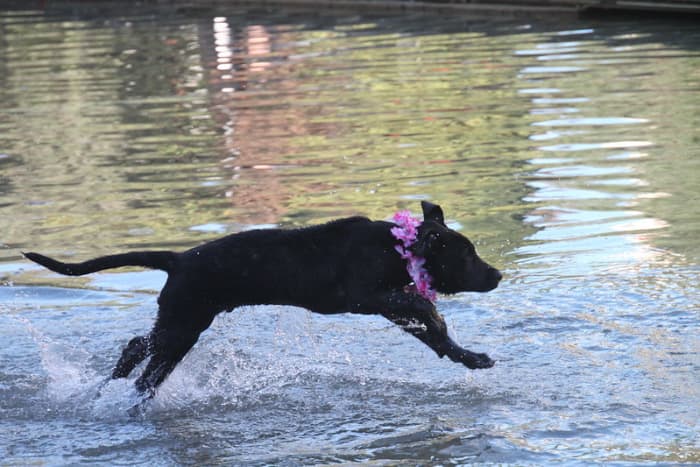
[532,117,649,126]
[1,6,699,466]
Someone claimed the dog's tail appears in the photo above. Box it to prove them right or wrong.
[23,251,178,276]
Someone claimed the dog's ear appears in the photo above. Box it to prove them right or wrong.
[421,201,445,226]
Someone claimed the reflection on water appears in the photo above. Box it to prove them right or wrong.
[513,25,698,275]
[0,10,696,265]
[0,5,699,465]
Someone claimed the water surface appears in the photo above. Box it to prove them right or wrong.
[1,4,698,465]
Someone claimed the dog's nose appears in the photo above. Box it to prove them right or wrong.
[490,267,503,283]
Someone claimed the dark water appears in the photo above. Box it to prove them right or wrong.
[1,4,699,465]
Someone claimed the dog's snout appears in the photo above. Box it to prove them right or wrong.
[483,266,502,291]
[490,267,503,283]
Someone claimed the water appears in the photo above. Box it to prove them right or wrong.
[1,4,699,465]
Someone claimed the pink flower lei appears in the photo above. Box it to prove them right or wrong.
[390,210,437,302]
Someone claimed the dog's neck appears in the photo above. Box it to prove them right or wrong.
[390,211,437,302]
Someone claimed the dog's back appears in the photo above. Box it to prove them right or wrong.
[167,216,405,313]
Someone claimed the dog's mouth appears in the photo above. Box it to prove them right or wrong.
[477,267,502,292]
[480,281,500,292]
[439,273,502,294]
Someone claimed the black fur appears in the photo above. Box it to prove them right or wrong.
[24,201,501,398]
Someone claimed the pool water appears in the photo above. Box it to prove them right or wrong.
[1,4,698,465]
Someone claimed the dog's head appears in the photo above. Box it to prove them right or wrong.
[412,201,502,294]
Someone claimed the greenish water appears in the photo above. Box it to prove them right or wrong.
[1,4,698,465]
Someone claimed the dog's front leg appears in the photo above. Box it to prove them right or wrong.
[356,291,494,369]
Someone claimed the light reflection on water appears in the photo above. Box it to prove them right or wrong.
[514,26,697,279]
[0,5,699,465]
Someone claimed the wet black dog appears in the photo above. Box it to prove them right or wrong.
[24,201,501,399]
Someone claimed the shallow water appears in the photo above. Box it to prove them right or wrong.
[1,4,699,465]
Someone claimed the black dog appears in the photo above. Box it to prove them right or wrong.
[24,201,501,398]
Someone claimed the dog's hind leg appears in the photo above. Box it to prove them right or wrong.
[356,291,494,369]
[112,335,150,379]
[133,331,197,397]
[132,315,213,397]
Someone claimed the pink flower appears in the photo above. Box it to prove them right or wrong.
[391,210,437,302]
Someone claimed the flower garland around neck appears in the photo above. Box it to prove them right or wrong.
[390,210,437,302]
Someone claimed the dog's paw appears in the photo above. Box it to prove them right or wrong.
[472,352,495,369]
[443,345,495,369]
[459,351,495,370]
